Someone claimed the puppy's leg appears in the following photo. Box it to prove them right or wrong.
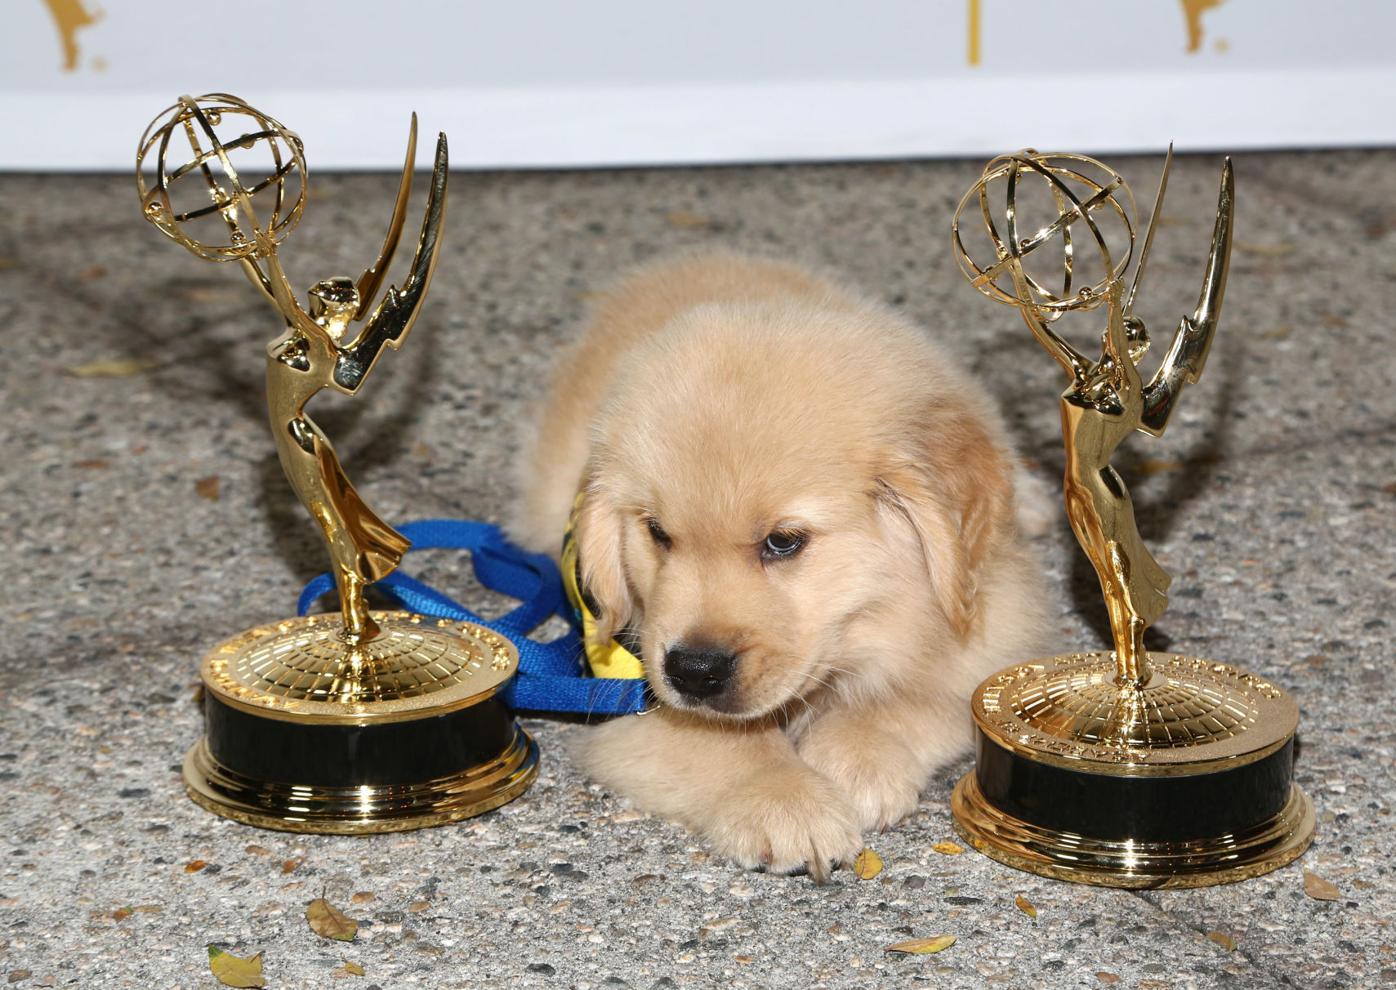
[796,693,972,832]
[1012,462,1058,538]
[576,709,863,882]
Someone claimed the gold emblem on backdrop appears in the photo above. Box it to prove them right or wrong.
[966,0,1230,65]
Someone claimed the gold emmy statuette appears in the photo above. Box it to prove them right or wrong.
[136,94,537,833]
[948,149,1314,887]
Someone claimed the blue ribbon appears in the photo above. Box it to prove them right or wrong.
[296,519,647,716]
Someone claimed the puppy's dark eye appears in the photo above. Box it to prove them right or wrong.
[646,517,672,550]
[762,530,805,561]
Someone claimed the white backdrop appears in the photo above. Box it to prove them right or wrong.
[3,0,1394,169]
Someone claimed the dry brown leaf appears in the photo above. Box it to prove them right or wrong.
[207,946,266,988]
[932,841,965,856]
[886,934,956,955]
[853,848,883,880]
[1303,870,1340,901]
[307,898,358,941]
[195,476,221,501]
[1014,894,1037,918]
[66,357,161,378]
[333,961,365,978]
[699,917,738,938]
[184,860,208,873]
[1207,931,1236,951]
[666,209,709,229]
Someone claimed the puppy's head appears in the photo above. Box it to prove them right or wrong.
[576,300,1012,719]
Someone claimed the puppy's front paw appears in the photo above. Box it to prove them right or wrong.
[572,713,647,787]
[706,770,863,883]
[798,733,923,832]
[571,712,862,882]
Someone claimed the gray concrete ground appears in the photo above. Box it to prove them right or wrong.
[1,150,1393,989]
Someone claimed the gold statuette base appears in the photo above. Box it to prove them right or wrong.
[184,723,538,835]
[185,611,538,833]
[952,771,1314,889]
[952,651,1314,888]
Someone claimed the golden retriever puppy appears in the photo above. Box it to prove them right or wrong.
[511,253,1048,881]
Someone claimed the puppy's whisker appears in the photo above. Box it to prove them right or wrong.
[791,666,842,703]
[803,663,859,691]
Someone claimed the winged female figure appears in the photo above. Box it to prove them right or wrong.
[242,120,448,642]
[1008,154,1233,686]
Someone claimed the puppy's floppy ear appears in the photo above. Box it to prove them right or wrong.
[575,479,634,646]
[877,408,1013,639]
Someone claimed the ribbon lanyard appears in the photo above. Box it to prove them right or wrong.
[296,519,648,716]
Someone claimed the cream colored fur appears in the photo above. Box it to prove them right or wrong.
[511,253,1048,881]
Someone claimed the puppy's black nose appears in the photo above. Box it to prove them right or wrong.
[664,645,736,700]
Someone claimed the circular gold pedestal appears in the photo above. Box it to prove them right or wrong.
[952,772,1313,889]
[952,652,1315,888]
[184,724,538,834]
[184,610,539,833]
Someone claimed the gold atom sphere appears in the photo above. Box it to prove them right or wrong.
[952,150,1139,318]
[135,93,307,262]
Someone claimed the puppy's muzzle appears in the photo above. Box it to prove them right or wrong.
[664,645,737,702]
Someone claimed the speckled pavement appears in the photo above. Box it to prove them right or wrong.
[2,150,1393,990]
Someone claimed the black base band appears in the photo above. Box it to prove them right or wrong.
[975,729,1296,843]
[205,695,517,788]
